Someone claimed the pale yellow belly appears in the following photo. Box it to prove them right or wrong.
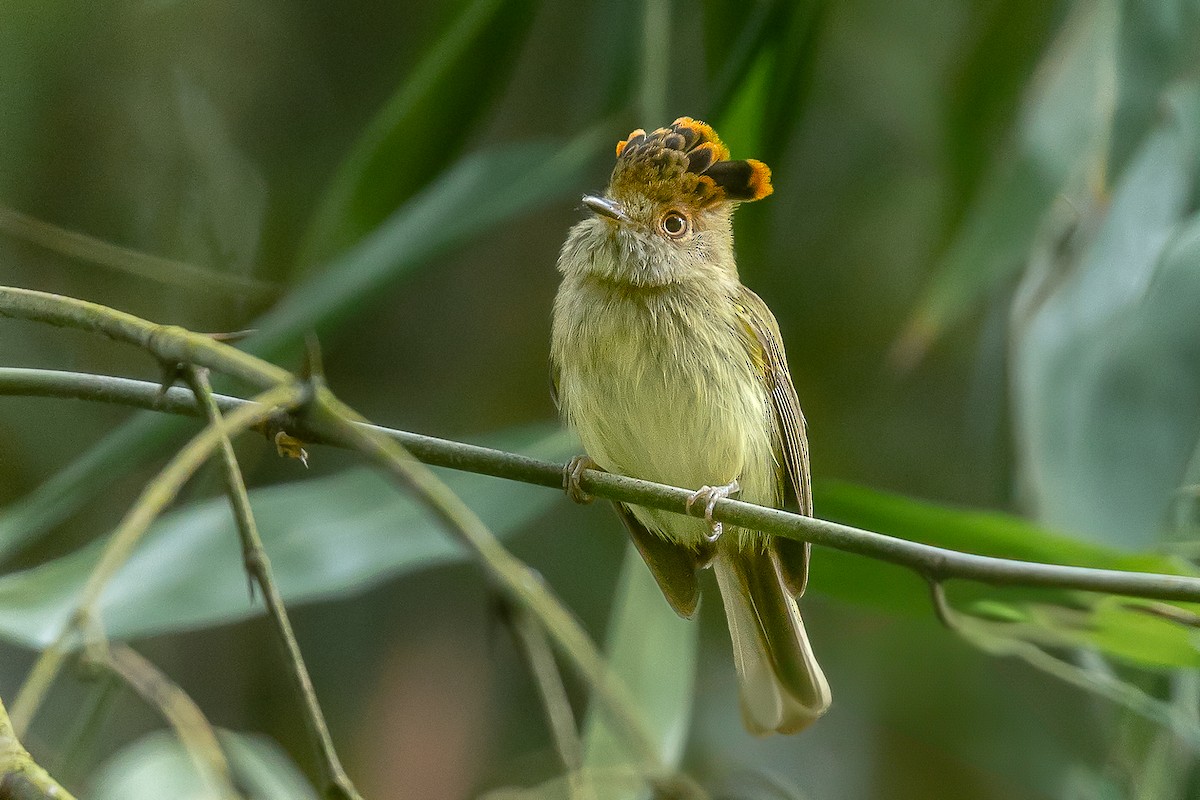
[554,290,780,548]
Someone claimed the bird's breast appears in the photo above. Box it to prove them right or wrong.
[552,278,779,543]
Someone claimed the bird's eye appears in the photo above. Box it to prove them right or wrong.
[660,210,690,239]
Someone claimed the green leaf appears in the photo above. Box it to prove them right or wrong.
[162,72,269,277]
[91,730,318,800]
[1012,90,1199,546]
[941,0,1062,217]
[296,0,540,270]
[899,0,1119,356]
[0,427,572,647]
[812,479,1200,669]
[580,545,696,789]
[1109,0,1200,173]
[709,1,824,161]
[703,0,784,121]
[250,132,602,358]
[573,0,641,116]
[0,412,193,563]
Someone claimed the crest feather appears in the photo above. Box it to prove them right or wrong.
[615,129,646,157]
[608,117,772,207]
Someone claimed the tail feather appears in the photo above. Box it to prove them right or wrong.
[713,549,831,735]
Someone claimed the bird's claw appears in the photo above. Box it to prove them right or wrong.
[564,455,599,504]
[686,479,741,542]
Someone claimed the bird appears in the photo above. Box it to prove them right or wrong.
[549,117,831,734]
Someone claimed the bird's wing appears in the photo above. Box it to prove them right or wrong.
[612,502,704,618]
[733,285,812,597]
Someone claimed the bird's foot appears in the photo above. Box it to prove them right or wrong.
[686,479,741,543]
[563,455,600,504]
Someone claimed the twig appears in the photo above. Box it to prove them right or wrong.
[927,579,1200,749]
[55,670,121,788]
[501,599,587,798]
[1121,601,1200,629]
[6,366,1200,606]
[184,366,362,800]
[97,643,240,800]
[0,286,291,390]
[0,695,78,800]
[9,383,303,735]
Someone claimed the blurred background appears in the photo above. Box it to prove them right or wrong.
[2,0,1200,798]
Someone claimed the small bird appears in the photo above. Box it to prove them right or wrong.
[550,117,831,734]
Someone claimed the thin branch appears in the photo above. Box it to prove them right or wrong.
[97,643,240,800]
[184,366,362,800]
[55,670,121,788]
[0,288,664,781]
[0,696,78,800]
[501,599,587,799]
[0,286,291,391]
[9,383,304,735]
[0,204,277,300]
[7,366,1200,606]
[928,579,1200,749]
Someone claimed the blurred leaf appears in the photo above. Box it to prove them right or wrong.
[0,129,603,561]
[121,70,268,277]
[813,479,1200,668]
[1011,90,1199,546]
[250,131,604,357]
[941,0,1063,220]
[0,204,278,299]
[703,0,782,120]
[0,412,192,563]
[169,73,268,277]
[898,0,1119,359]
[91,730,317,800]
[715,46,771,155]
[0,427,572,648]
[756,1,825,165]
[1063,766,1124,800]
[709,0,824,161]
[1110,0,1200,173]
[580,545,696,796]
[573,0,641,117]
[297,0,540,270]
[479,767,660,800]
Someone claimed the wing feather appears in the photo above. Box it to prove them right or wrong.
[733,286,813,597]
[612,502,704,618]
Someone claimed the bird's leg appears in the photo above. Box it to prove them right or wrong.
[686,479,741,542]
[563,455,600,504]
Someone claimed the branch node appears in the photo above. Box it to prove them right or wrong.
[146,323,194,366]
[925,576,957,630]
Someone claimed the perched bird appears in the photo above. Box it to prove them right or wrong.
[550,117,831,734]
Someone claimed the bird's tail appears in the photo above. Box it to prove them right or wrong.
[713,547,831,734]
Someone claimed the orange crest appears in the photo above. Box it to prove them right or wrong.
[609,117,773,207]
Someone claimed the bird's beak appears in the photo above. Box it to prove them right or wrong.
[582,195,629,223]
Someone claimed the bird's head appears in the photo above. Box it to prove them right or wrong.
[559,117,773,288]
